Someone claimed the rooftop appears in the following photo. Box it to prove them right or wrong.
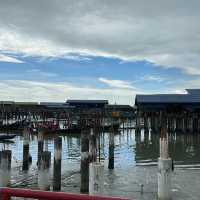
[66,100,108,104]
[135,89,200,105]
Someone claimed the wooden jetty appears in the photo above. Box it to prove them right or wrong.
[0,100,135,133]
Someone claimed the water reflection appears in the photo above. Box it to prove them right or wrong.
[0,129,199,171]
[135,131,200,165]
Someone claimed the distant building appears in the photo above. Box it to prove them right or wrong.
[135,89,200,111]
[66,100,108,109]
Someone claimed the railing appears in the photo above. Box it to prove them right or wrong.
[0,188,130,200]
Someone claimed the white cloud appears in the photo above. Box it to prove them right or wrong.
[0,80,138,105]
[27,69,57,77]
[99,77,135,89]
[0,1,200,74]
[0,54,23,63]
[142,75,164,82]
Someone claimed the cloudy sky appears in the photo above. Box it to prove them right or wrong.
[0,0,200,105]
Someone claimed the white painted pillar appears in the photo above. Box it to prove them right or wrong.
[158,137,172,200]
[89,162,104,195]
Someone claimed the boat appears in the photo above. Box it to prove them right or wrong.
[0,134,16,140]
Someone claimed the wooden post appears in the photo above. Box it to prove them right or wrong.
[38,151,51,191]
[108,126,114,169]
[144,114,148,134]
[22,128,30,171]
[53,137,62,191]
[89,128,97,163]
[80,130,89,193]
[38,131,44,169]
[0,150,11,187]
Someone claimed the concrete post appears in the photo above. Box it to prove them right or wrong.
[80,130,89,193]
[89,162,104,195]
[38,151,51,191]
[0,150,11,187]
[53,137,62,191]
[108,127,114,169]
[158,157,172,200]
[158,113,172,200]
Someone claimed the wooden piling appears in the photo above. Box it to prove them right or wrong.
[108,127,114,169]
[38,131,44,169]
[22,129,30,171]
[53,137,62,191]
[89,128,97,163]
[80,130,89,193]
[0,150,11,187]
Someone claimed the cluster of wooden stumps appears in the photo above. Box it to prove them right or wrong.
[0,129,62,191]
[0,125,116,195]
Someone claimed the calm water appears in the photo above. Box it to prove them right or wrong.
[0,130,200,200]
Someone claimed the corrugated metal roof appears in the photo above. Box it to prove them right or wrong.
[40,102,65,106]
[106,104,133,109]
[135,89,200,104]
[15,102,39,105]
[0,101,15,105]
[66,100,108,104]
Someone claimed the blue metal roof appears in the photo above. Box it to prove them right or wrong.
[135,89,200,104]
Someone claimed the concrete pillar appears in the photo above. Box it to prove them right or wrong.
[89,162,104,195]
[23,129,30,171]
[80,130,89,193]
[0,150,11,187]
[53,137,62,191]
[108,128,114,169]
[158,157,172,200]
[38,151,51,190]
[158,116,172,200]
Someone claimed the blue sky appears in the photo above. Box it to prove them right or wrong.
[0,1,200,105]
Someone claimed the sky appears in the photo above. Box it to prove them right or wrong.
[0,0,200,105]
